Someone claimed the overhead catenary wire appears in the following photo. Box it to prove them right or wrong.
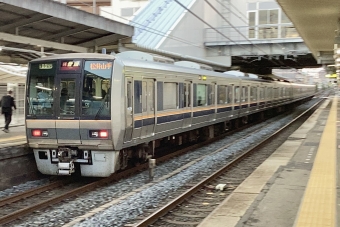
[173,0,260,56]
[214,0,288,51]
[67,0,222,56]
[65,0,296,68]
[205,0,268,55]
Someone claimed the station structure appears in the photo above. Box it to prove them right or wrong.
[0,0,340,226]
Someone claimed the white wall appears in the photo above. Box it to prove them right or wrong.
[100,0,149,24]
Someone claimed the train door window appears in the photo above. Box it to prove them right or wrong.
[208,84,215,105]
[250,87,257,101]
[142,81,147,112]
[163,82,178,110]
[241,86,247,103]
[147,80,154,112]
[259,87,265,100]
[218,85,226,104]
[196,84,207,106]
[234,86,240,103]
[267,87,272,100]
[274,88,278,99]
[184,82,191,107]
[134,81,142,114]
[226,85,232,103]
[126,80,132,111]
[59,79,76,116]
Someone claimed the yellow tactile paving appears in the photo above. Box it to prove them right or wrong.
[294,96,337,227]
[0,135,26,143]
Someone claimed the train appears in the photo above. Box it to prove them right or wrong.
[25,51,316,177]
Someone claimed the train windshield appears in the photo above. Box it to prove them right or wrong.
[82,61,112,118]
[27,62,56,116]
[26,59,112,120]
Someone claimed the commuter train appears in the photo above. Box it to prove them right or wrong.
[25,51,316,177]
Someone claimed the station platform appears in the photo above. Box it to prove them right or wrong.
[0,113,26,148]
[198,96,338,227]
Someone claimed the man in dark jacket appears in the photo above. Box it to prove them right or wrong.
[0,90,17,133]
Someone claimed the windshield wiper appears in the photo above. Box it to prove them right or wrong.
[94,93,109,120]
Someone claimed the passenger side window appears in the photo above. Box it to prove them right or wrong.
[218,85,226,104]
[196,84,207,106]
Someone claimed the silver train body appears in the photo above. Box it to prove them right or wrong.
[25,52,316,177]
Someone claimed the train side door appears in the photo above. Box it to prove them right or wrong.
[208,83,216,121]
[141,79,155,138]
[55,74,81,144]
[124,77,133,142]
[182,82,192,128]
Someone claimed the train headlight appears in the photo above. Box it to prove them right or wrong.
[32,129,49,137]
[89,130,108,138]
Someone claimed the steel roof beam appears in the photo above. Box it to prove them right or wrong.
[0,14,52,32]
[44,26,93,41]
[0,32,88,52]
[0,0,134,37]
[79,34,123,48]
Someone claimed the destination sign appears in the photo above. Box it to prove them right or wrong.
[90,62,112,70]
[60,60,81,70]
[39,64,53,70]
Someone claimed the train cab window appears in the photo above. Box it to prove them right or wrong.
[26,62,56,116]
[81,60,112,118]
[196,84,207,106]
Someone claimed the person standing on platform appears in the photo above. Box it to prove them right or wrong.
[0,90,17,133]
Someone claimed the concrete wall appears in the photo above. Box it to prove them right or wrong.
[0,146,40,190]
[100,0,149,24]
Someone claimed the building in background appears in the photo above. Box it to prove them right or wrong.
[52,0,320,84]
[53,0,149,23]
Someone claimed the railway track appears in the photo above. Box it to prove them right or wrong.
[1,96,326,226]
[130,98,324,227]
[0,116,291,226]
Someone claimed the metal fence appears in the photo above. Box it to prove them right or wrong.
[205,24,301,43]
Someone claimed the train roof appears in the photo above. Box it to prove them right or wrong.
[30,53,297,85]
[116,56,274,83]
[30,53,116,62]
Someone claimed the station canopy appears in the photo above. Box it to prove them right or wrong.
[0,0,134,65]
[0,63,27,83]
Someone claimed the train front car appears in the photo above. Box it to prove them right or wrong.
[25,54,119,177]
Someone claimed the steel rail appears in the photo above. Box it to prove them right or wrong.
[0,180,65,207]
[133,98,324,227]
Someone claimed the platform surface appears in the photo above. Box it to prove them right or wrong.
[198,96,338,227]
